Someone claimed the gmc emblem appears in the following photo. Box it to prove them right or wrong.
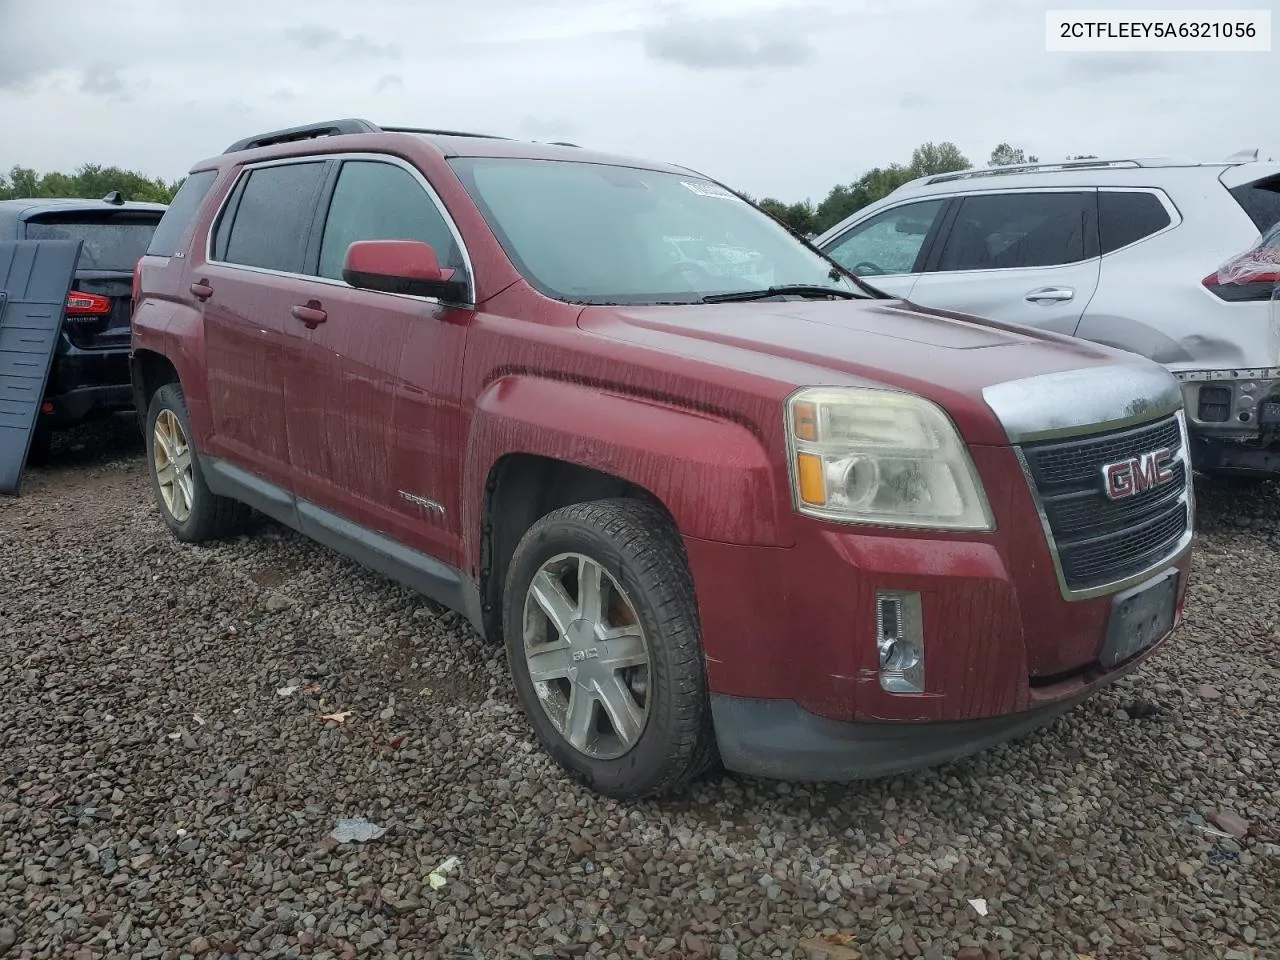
[1102,448,1177,501]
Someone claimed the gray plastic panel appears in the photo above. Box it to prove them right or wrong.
[0,239,84,495]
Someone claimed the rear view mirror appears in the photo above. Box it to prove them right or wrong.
[342,240,468,302]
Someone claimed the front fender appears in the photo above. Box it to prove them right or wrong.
[463,374,788,548]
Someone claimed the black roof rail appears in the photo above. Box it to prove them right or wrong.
[222,118,381,154]
[378,125,511,140]
[547,141,580,148]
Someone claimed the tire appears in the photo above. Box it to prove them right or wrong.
[25,422,53,466]
[145,383,249,542]
[503,498,717,799]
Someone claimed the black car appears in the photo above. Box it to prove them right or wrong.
[0,193,166,461]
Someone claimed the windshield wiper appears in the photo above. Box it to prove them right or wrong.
[702,284,860,304]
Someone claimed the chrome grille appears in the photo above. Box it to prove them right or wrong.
[1021,415,1190,592]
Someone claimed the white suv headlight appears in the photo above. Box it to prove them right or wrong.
[784,386,995,531]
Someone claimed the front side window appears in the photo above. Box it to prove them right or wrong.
[822,199,946,277]
[317,160,463,281]
[935,191,1092,271]
[449,157,857,304]
[220,162,327,273]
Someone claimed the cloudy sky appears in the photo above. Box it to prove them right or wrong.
[0,0,1274,202]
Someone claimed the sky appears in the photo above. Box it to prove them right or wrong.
[0,0,1275,203]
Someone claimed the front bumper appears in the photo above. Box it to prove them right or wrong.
[1174,368,1280,441]
[710,614,1167,781]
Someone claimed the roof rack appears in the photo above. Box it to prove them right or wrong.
[222,118,512,154]
[888,155,1199,193]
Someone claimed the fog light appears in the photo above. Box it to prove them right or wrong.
[876,592,924,694]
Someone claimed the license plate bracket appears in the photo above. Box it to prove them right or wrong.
[1100,571,1179,670]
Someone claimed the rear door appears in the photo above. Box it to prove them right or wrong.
[22,209,161,352]
[817,197,950,299]
[0,239,83,494]
[906,189,1101,336]
[199,159,331,490]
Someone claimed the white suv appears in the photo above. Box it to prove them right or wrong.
[813,151,1280,478]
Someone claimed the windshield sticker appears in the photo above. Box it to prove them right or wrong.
[680,180,740,200]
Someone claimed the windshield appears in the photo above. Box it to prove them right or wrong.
[24,214,160,272]
[449,157,857,304]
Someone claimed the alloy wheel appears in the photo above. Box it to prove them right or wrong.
[153,409,195,523]
[521,552,652,760]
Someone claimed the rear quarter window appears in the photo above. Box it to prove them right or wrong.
[147,169,218,257]
[1229,175,1280,232]
[1099,191,1172,254]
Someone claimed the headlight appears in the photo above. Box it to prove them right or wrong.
[785,386,995,531]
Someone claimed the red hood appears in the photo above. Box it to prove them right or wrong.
[577,298,1143,445]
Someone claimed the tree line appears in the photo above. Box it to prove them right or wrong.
[2,143,1097,236]
[0,164,180,204]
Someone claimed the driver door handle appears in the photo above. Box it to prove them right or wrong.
[290,302,327,329]
[1025,286,1074,303]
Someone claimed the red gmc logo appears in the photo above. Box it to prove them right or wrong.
[1102,448,1177,501]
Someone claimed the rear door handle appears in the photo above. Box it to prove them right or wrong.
[1025,286,1074,303]
[190,281,213,301]
[290,302,327,329]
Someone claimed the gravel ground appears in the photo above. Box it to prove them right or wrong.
[1,418,1277,960]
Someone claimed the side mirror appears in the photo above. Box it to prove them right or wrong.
[342,240,468,301]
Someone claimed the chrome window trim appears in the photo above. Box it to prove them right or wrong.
[202,152,477,307]
[1097,186,1183,257]
[1012,409,1194,602]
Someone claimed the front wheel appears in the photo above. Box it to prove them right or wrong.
[146,383,249,542]
[503,499,716,799]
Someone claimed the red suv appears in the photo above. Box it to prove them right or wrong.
[131,119,1194,798]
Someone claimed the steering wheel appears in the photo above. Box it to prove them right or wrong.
[850,261,886,276]
[657,260,714,290]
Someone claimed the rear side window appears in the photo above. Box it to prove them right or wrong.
[1229,175,1280,232]
[935,192,1092,271]
[23,212,161,271]
[316,160,462,281]
[146,170,217,257]
[1099,191,1172,254]
[219,162,327,273]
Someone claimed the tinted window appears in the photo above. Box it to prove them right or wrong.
[936,192,1091,271]
[146,170,216,257]
[1230,175,1280,232]
[221,162,326,273]
[24,214,161,271]
[317,161,462,281]
[822,199,945,276]
[1098,191,1172,254]
[449,157,858,304]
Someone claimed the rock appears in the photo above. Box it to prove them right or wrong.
[1176,861,1198,877]
[264,593,292,612]
[1210,811,1250,839]
[1179,733,1206,749]
[0,928,14,953]
[1195,684,1222,700]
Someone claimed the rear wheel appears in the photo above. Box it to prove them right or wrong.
[146,383,249,542]
[503,498,716,799]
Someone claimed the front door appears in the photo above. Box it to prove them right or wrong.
[284,157,472,563]
[906,189,1101,336]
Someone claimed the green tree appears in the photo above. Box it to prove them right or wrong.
[0,164,178,203]
[988,143,1040,167]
